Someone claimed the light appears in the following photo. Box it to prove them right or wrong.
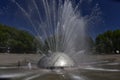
[59,60,66,66]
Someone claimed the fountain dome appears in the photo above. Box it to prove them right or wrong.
[37,52,74,69]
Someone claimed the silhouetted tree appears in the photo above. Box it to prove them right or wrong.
[0,24,37,53]
[95,30,120,54]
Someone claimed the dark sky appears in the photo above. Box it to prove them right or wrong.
[88,0,120,38]
[0,0,120,39]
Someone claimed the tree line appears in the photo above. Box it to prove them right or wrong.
[0,24,36,53]
[0,24,120,54]
[95,30,120,54]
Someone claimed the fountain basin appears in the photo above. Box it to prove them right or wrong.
[37,52,74,69]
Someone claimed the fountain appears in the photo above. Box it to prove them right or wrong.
[11,0,95,68]
[1,0,120,80]
[37,52,74,69]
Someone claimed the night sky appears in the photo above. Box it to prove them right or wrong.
[0,0,120,39]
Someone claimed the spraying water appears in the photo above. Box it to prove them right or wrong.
[2,0,120,80]
[9,0,101,67]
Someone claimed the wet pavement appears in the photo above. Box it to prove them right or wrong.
[0,61,120,80]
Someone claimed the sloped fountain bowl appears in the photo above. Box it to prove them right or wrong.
[37,52,74,69]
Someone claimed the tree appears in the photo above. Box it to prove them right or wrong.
[0,24,37,53]
[95,30,120,54]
